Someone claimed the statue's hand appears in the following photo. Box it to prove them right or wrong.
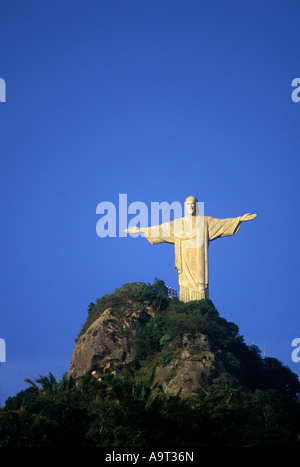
[124,226,145,234]
[240,213,257,221]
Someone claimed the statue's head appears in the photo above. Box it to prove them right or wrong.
[184,195,198,217]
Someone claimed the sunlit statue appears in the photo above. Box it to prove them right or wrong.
[125,196,257,302]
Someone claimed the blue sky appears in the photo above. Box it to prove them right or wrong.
[1,0,300,403]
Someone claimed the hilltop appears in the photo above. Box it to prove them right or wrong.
[1,279,300,447]
[70,279,300,399]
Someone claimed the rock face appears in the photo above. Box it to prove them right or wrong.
[69,303,156,379]
[153,333,226,397]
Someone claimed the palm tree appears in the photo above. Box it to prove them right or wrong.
[25,372,58,396]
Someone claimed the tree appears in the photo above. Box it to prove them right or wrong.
[25,372,58,397]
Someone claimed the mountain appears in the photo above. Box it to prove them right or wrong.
[1,279,300,447]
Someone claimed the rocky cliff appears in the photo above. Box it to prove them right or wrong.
[69,301,156,380]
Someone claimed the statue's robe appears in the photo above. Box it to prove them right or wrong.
[143,216,242,302]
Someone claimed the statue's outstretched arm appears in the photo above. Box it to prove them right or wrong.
[125,223,175,245]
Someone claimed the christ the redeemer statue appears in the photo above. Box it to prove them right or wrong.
[125,196,257,303]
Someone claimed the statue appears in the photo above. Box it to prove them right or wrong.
[125,196,257,302]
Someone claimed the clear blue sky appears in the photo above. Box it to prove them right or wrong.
[1,0,300,403]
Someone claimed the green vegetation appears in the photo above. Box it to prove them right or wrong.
[1,369,299,447]
[77,279,169,339]
[1,279,300,447]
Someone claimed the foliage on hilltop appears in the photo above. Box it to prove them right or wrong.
[77,279,169,338]
[1,279,300,447]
